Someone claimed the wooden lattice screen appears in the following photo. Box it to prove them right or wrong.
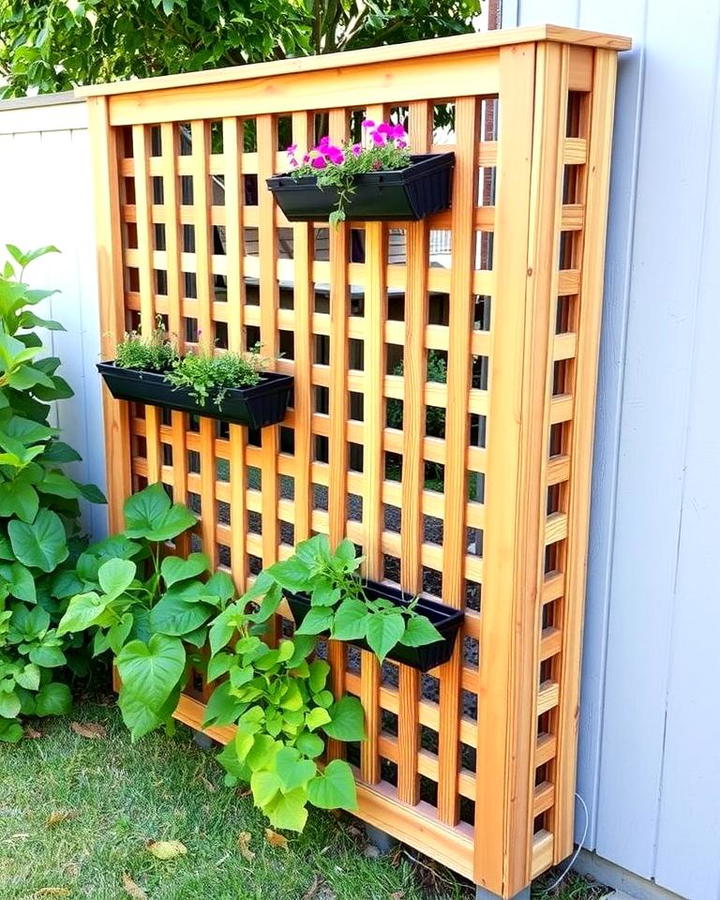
[81,25,629,899]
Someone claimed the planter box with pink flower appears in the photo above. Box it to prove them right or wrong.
[266,120,454,225]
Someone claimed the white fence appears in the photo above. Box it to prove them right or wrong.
[0,95,106,538]
[3,13,720,892]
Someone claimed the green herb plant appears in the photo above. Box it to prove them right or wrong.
[114,321,178,373]
[0,245,106,742]
[244,534,442,663]
[165,343,268,408]
[56,482,234,739]
[113,325,269,410]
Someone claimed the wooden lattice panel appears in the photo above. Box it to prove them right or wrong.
[83,27,627,898]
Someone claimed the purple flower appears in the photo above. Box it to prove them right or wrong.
[289,158,299,167]
[389,124,406,140]
[376,122,393,135]
[361,119,375,129]
[396,139,407,149]
[318,135,330,148]
[311,155,327,169]
[351,143,362,156]
[371,131,386,146]
[286,143,298,155]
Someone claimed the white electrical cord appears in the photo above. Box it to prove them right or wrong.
[540,792,589,894]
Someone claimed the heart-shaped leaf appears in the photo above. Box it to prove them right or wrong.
[116,634,186,711]
[8,508,68,572]
[322,695,365,741]
[124,483,196,542]
[57,592,110,636]
[307,759,357,810]
[98,558,137,599]
[160,553,209,587]
[365,612,405,662]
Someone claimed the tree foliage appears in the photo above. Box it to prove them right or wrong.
[0,0,481,98]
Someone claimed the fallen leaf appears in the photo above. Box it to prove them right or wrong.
[24,726,42,739]
[302,875,321,899]
[71,721,106,739]
[45,811,76,829]
[146,839,187,860]
[264,828,288,850]
[31,890,71,898]
[236,831,255,862]
[122,873,147,899]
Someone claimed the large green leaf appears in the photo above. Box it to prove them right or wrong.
[307,759,357,810]
[250,770,282,808]
[123,482,196,542]
[148,593,215,637]
[36,471,83,499]
[365,612,405,662]
[56,592,110,636]
[98,558,136,599]
[264,787,309,832]
[116,634,186,711]
[0,562,36,603]
[399,614,442,647]
[34,682,72,717]
[0,481,38,522]
[295,731,325,759]
[8,508,68,572]
[322,696,366,742]
[160,552,209,587]
[118,683,181,741]
[0,691,21,719]
[0,717,23,743]
[266,557,311,592]
[331,597,369,640]
[294,606,333,636]
[274,746,316,792]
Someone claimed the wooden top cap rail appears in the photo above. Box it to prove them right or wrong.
[75,24,631,99]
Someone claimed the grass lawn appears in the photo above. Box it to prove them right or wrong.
[0,698,606,900]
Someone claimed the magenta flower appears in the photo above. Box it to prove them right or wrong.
[302,153,310,163]
[286,143,298,155]
[361,119,375,129]
[351,143,362,156]
[318,135,330,148]
[289,158,298,167]
[311,155,327,169]
[396,139,407,149]
[376,122,393,135]
[371,130,386,146]
[389,124,406,140]
[325,145,345,164]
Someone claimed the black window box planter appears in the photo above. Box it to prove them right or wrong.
[286,579,463,672]
[97,361,293,430]
[266,153,455,223]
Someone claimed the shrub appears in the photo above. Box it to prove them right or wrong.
[115,322,178,372]
[0,245,106,742]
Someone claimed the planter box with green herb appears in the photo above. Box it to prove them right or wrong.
[267,120,454,225]
[98,328,293,429]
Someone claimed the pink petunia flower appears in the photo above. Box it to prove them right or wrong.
[286,143,298,155]
[389,124,406,140]
[396,140,407,149]
[325,145,345,164]
[361,119,375,129]
[372,131,386,146]
[376,122,393,135]
[311,156,327,169]
[351,143,362,156]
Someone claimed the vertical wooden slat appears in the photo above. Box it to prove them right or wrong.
[290,111,313,544]
[514,41,568,891]
[397,99,431,806]
[223,116,248,591]
[326,107,350,760]
[131,124,161,485]
[257,114,280,642]
[359,100,387,784]
[554,48,618,861]
[437,95,477,826]
[474,43,538,896]
[160,122,188,530]
[87,97,130,533]
[190,119,217,564]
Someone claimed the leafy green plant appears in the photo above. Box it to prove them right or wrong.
[205,597,364,831]
[286,120,411,226]
[244,535,442,663]
[164,344,267,408]
[56,482,235,739]
[0,244,106,741]
[115,322,178,373]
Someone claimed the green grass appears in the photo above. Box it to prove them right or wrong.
[0,699,607,900]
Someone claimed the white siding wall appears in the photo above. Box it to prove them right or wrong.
[0,98,107,538]
[503,4,720,898]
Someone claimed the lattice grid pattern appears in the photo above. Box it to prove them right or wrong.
[85,29,625,897]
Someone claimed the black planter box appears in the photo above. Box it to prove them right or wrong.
[267,153,455,222]
[286,580,463,672]
[97,362,293,429]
